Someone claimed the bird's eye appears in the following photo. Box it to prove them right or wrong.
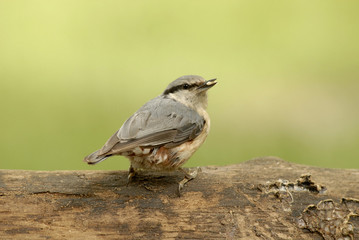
[183,84,190,90]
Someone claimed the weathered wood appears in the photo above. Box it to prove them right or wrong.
[0,157,358,239]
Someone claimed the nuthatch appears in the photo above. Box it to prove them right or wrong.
[84,75,217,194]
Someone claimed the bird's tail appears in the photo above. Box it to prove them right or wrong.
[83,150,110,165]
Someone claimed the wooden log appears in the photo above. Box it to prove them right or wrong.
[0,157,358,239]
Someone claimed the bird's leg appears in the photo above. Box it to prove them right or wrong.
[126,165,137,186]
[177,167,201,196]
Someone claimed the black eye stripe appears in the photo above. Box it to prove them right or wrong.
[163,83,198,95]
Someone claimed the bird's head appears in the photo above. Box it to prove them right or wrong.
[163,75,217,110]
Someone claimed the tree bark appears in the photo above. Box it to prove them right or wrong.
[0,157,358,240]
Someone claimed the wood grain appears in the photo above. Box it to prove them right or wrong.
[0,157,358,239]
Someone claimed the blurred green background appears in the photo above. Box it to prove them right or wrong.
[1,1,358,171]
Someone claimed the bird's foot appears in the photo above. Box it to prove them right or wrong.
[177,167,201,197]
[126,166,137,186]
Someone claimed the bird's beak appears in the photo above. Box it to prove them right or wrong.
[198,78,217,91]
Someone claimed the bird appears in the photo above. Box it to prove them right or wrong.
[84,75,217,194]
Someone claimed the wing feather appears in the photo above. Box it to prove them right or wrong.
[97,96,204,157]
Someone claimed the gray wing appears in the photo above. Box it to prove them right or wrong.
[97,96,205,156]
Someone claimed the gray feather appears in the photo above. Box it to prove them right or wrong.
[83,149,110,164]
[97,96,205,156]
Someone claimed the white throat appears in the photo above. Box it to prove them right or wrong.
[168,92,208,112]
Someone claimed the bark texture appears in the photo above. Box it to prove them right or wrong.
[0,157,358,240]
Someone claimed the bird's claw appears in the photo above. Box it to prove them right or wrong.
[126,166,137,186]
[177,167,201,197]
